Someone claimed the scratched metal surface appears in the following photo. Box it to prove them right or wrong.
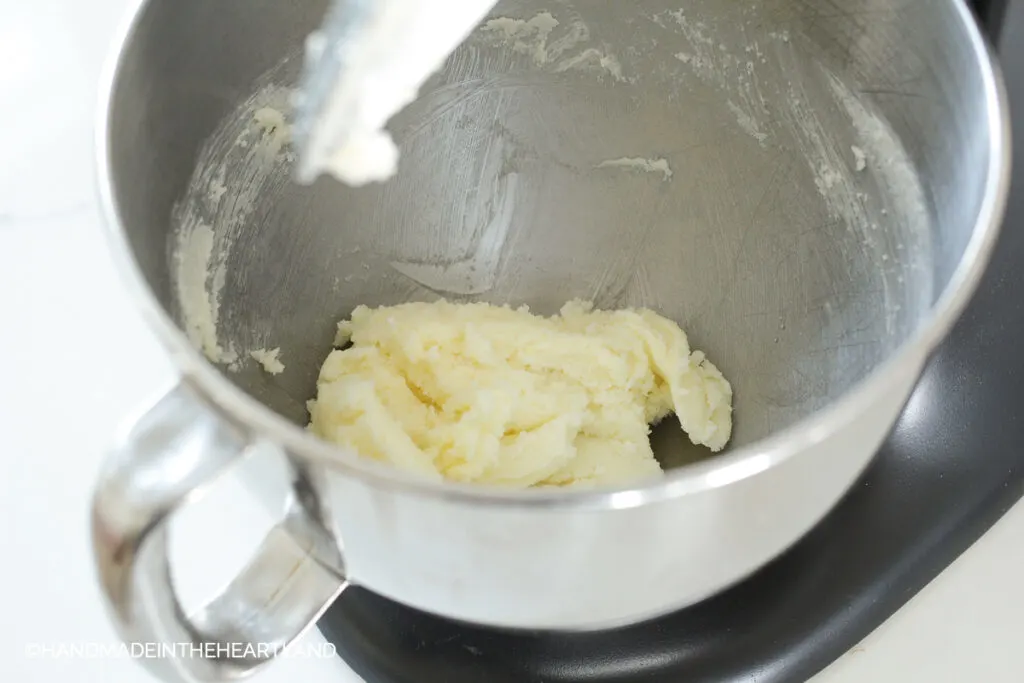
[111,0,992,467]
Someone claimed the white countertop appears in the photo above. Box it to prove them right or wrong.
[1,1,1022,681]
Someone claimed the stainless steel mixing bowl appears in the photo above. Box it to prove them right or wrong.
[92,0,1009,681]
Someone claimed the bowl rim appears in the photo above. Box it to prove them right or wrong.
[95,0,1012,511]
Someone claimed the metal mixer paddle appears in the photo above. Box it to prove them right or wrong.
[291,0,499,186]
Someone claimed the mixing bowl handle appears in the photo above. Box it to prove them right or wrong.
[90,384,347,682]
